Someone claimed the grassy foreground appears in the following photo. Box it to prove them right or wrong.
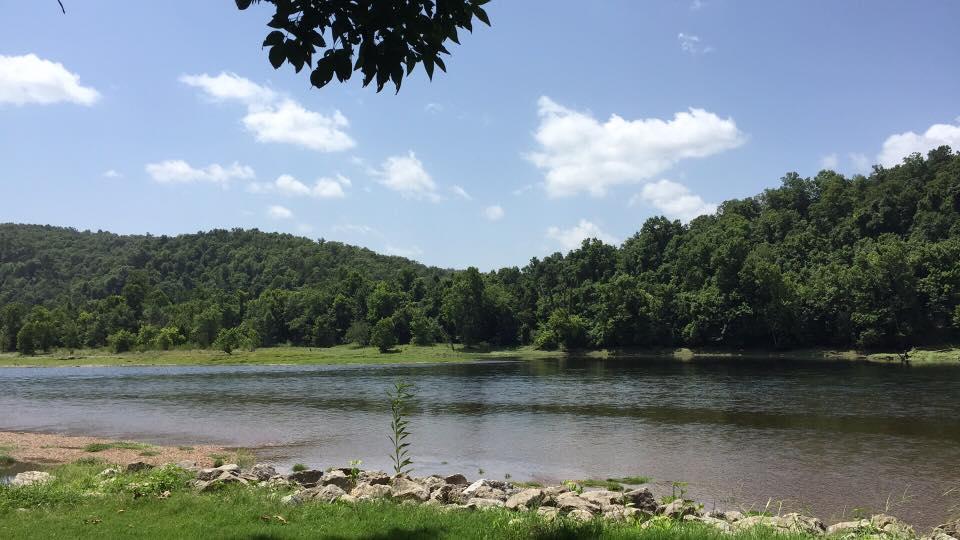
[1,344,957,368]
[0,462,805,540]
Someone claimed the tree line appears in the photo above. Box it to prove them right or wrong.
[2,147,959,355]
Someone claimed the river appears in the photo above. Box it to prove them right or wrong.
[1,356,958,528]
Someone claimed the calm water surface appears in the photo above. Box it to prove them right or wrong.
[1,357,958,528]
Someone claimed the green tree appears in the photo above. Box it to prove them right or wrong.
[345,320,371,346]
[371,318,398,353]
[107,329,136,353]
[441,267,486,348]
[239,0,491,92]
[155,326,184,351]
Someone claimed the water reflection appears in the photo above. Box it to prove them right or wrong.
[1,357,958,528]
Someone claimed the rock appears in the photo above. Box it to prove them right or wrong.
[351,483,393,500]
[391,476,430,502]
[555,492,600,515]
[568,508,595,522]
[175,460,197,470]
[723,510,745,522]
[125,462,154,473]
[871,514,914,537]
[281,492,302,506]
[685,514,732,533]
[623,488,658,513]
[537,506,560,521]
[417,475,447,492]
[430,483,465,504]
[358,470,391,486]
[471,485,507,501]
[249,464,278,482]
[603,505,642,522]
[10,471,53,487]
[929,532,960,540]
[735,513,824,535]
[580,489,623,506]
[660,499,697,518]
[262,477,294,489]
[444,473,469,485]
[827,519,870,535]
[196,471,248,492]
[937,520,960,538]
[462,479,489,496]
[287,469,324,487]
[320,470,356,491]
[542,485,571,498]
[98,468,120,478]
[505,488,545,510]
[196,469,220,481]
[301,484,347,503]
[467,497,505,510]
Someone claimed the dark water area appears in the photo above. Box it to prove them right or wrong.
[1,357,958,528]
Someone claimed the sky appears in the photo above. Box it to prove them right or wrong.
[1,1,959,270]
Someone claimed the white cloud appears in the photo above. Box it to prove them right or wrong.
[377,151,440,201]
[181,72,354,152]
[877,120,960,167]
[690,0,705,10]
[529,97,744,197]
[267,205,293,219]
[145,160,254,186]
[451,185,472,200]
[332,224,381,236]
[102,169,121,179]
[820,153,839,170]
[179,72,275,105]
[249,174,350,199]
[483,205,505,221]
[546,219,616,251]
[243,100,355,152]
[425,102,444,114]
[849,153,871,174]
[678,33,714,54]
[385,245,424,258]
[512,184,535,196]
[0,53,100,106]
[630,179,716,222]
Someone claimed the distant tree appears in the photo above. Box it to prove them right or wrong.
[16,323,40,355]
[345,320,371,346]
[238,0,492,92]
[371,318,398,353]
[155,326,184,351]
[107,329,136,353]
[534,308,590,351]
[0,303,28,352]
[410,312,440,346]
[214,325,259,354]
[441,267,486,347]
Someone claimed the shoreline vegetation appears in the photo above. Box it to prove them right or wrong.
[2,435,957,540]
[1,344,958,368]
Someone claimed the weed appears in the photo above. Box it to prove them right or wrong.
[291,463,307,472]
[387,380,415,476]
[139,450,160,457]
[608,475,651,485]
[83,441,151,453]
[0,454,16,466]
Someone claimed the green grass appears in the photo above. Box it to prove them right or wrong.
[4,343,958,368]
[0,454,16,466]
[83,442,152,453]
[0,462,811,540]
[569,479,627,491]
[609,476,652,485]
[291,463,307,472]
[138,451,160,457]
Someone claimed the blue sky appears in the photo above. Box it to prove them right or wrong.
[1,1,959,270]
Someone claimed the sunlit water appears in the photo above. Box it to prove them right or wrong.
[1,357,958,528]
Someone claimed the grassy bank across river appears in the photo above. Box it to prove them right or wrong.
[1,344,958,368]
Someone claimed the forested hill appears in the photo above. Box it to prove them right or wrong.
[2,147,960,355]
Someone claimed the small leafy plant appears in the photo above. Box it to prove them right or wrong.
[349,459,362,481]
[291,463,307,473]
[387,380,415,476]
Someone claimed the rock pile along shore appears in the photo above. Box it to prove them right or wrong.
[9,463,959,539]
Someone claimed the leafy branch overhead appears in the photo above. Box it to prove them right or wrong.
[236,0,492,93]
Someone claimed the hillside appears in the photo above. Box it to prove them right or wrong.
[1,146,959,354]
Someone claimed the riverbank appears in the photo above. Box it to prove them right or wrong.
[3,457,956,540]
[1,343,958,368]
[0,431,247,470]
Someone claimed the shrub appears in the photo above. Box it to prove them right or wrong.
[344,321,370,346]
[107,330,136,353]
[370,318,397,353]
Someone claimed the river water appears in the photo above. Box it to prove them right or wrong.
[1,357,958,528]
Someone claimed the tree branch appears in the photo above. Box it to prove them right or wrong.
[57,0,65,14]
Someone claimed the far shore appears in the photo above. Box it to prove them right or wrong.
[1,344,958,368]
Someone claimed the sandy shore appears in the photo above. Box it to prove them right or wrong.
[0,431,242,468]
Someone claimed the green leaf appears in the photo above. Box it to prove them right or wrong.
[268,45,285,69]
[474,7,491,26]
[263,30,284,48]
[235,0,253,10]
